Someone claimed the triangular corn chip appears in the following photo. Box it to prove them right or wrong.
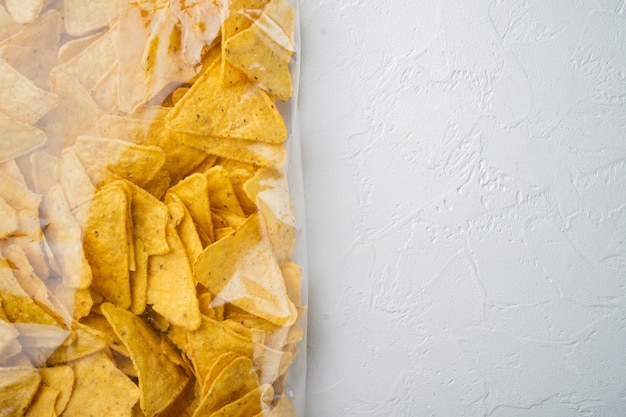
[0,45,59,90]
[224,0,295,100]
[183,133,286,168]
[38,365,75,415]
[101,303,189,417]
[47,321,106,365]
[79,185,131,308]
[5,0,45,24]
[61,352,140,417]
[209,384,273,417]
[64,0,119,36]
[0,366,41,416]
[194,214,297,326]
[0,195,18,239]
[167,58,287,143]
[146,215,201,331]
[166,173,215,245]
[24,385,60,417]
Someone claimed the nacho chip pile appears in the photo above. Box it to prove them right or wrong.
[0,0,304,416]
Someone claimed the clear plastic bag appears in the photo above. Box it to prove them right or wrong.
[0,0,306,415]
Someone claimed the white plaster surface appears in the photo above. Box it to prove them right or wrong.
[298,0,626,416]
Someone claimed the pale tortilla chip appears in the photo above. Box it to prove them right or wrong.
[42,184,92,289]
[0,45,59,90]
[5,0,45,24]
[56,149,95,211]
[0,58,58,125]
[64,0,119,36]
[0,195,18,239]
[0,10,62,50]
[30,150,59,195]
[0,318,21,363]
[58,31,103,63]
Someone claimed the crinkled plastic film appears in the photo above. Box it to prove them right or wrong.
[0,0,307,416]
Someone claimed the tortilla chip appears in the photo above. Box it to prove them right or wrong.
[10,209,51,280]
[0,256,56,326]
[58,31,102,64]
[0,5,21,41]
[46,321,106,365]
[1,113,46,166]
[73,136,166,188]
[200,351,240,396]
[80,314,129,357]
[24,385,60,417]
[208,384,273,417]
[167,197,203,264]
[42,184,92,289]
[64,0,119,36]
[167,58,287,143]
[183,134,286,168]
[61,351,140,417]
[194,214,297,326]
[91,60,120,112]
[146,216,201,331]
[166,173,215,246]
[38,365,75,415]
[280,263,302,307]
[0,366,41,416]
[0,196,18,239]
[5,0,45,24]
[171,0,221,65]
[221,0,268,41]
[117,1,197,113]
[0,10,62,51]
[205,165,245,216]
[79,185,131,308]
[56,149,95,212]
[0,45,59,90]
[13,322,69,366]
[0,318,21,364]
[195,356,259,416]
[224,0,295,100]
[130,240,149,315]
[101,302,189,417]
[245,168,295,262]
[30,150,59,195]
[254,395,296,417]
[0,58,58,125]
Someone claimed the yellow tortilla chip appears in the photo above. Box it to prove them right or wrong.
[47,321,106,365]
[24,385,60,417]
[42,184,92,289]
[205,165,245,216]
[38,365,75,415]
[209,384,273,417]
[0,256,56,326]
[101,180,136,272]
[0,366,41,416]
[79,185,131,308]
[167,58,287,143]
[194,356,259,417]
[221,0,268,42]
[280,263,302,307]
[183,133,286,168]
[214,226,236,241]
[200,351,240,396]
[61,351,140,417]
[80,314,129,357]
[74,136,166,188]
[146,215,201,331]
[194,213,297,326]
[101,302,189,417]
[10,209,51,280]
[224,0,295,101]
[130,240,149,315]
[166,173,215,245]
[167,197,203,264]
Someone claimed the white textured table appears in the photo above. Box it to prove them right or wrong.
[299,1,626,416]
